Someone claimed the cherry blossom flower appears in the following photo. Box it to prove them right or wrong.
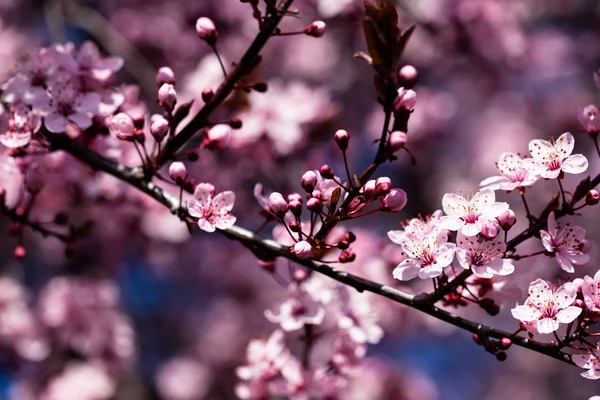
[265,285,325,331]
[331,333,366,375]
[0,102,40,148]
[186,183,236,232]
[573,343,600,380]
[390,230,455,280]
[387,210,444,243]
[455,233,514,278]
[480,152,539,191]
[577,105,600,134]
[540,212,588,273]
[582,269,600,312]
[270,361,347,400]
[76,41,123,82]
[439,189,509,237]
[41,362,115,400]
[511,279,581,334]
[337,289,384,344]
[155,356,212,400]
[235,330,291,399]
[522,132,588,179]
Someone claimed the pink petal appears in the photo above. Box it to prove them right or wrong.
[435,243,455,267]
[511,305,537,322]
[438,216,464,231]
[528,139,554,162]
[481,202,509,218]
[44,113,68,133]
[479,175,508,190]
[572,354,591,369]
[392,263,420,281]
[553,132,574,158]
[69,112,92,129]
[461,222,480,237]
[562,154,589,174]
[197,218,216,233]
[215,215,236,230]
[539,231,554,252]
[455,248,470,270]
[442,193,468,216]
[212,191,235,213]
[555,253,575,273]
[536,317,559,334]
[527,279,554,308]
[387,230,405,245]
[193,183,214,204]
[418,264,443,279]
[555,306,582,324]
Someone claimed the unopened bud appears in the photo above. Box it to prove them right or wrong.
[393,87,417,112]
[14,245,25,260]
[337,240,350,250]
[304,20,326,38]
[109,112,135,141]
[150,116,169,141]
[156,66,175,87]
[480,219,500,239]
[287,193,303,204]
[252,82,268,93]
[201,88,214,103]
[361,180,376,199]
[289,200,303,217]
[169,162,188,184]
[196,17,218,44]
[342,232,356,243]
[338,248,356,263]
[289,220,301,232]
[586,189,599,205]
[499,338,512,350]
[306,197,323,213]
[334,129,349,151]
[268,192,288,218]
[398,65,418,88]
[375,177,392,196]
[294,241,312,259]
[381,189,407,212]
[204,124,231,150]
[498,209,516,231]
[229,117,243,129]
[495,351,507,361]
[319,165,334,179]
[301,171,318,193]
[158,84,177,112]
[389,131,408,152]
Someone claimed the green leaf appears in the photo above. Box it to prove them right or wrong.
[330,187,341,211]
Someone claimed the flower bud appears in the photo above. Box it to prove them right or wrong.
[269,192,289,218]
[202,88,214,103]
[472,334,481,345]
[381,189,407,212]
[586,189,599,205]
[169,162,188,184]
[480,219,500,239]
[196,17,218,44]
[319,165,334,179]
[389,131,408,152]
[289,220,301,232]
[310,190,322,200]
[361,180,376,199]
[306,197,323,213]
[375,177,392,196]
[14,245,25,260]
[287,193,303,203]
[109,112,135,141]
[337,240,349,250]
[398,65,418,87]
[393,87,417,112]
[158,84,177,112]
[498,209,516,231]
[342,232,356,243]
[252,82,268,93]
[293,269,308,282]
[334,129,349,151]
[150,116,169,141]
[495,351,507,361]
[499,338,512,350]
[229,117,243,129]
[289,200,303,217]
[156,66,175,87]
[294,241,312,259]
[204,124,231,150]
[304,20,326,38]
[576,105,600,134]
[338,248,356,263]
[301,171,318,192]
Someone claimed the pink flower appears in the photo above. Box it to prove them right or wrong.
[42,362,115,400]
[158,83,177,112]
[108,112,135,141]
[387,210,444,242]
[293,241,313,259]
[204,124,231,150]
[393,87,417,112]
[573,343,600,380]
[577,105,600,133]
[381,188,408,212]
[511,279,581,334]
[304,20,327,38]
[76,41,123,82]
[480,152,539,191]
[582,269,600,312]
[155,357,211,400]
[522,132,588,179]
[455,233,514,278]
[0,102,40,148]
[389,230,455,280]
[540,212,588,273]
[265,285,325,331]
[337,289,383,344]
[196,17,218,42]
[186,183,236,233]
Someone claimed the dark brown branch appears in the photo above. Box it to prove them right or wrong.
[44,132,576,366]
[1,204,70,242]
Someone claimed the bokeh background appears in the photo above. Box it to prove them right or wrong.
[0,0,600,398]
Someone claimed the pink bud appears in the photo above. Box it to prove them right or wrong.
[338,248,356,263]
[109,113,135,141]
[319,165,334,179]
[169,162,188,183]
[342,232,356,243]
[14,245,25,260]
[304,20,326,37]
[289,200,303,217]
[269,192,289,218]
[334,129,349,151]
[289,220,301,232]
[196,17,218,43]
[301,171,318,192]
[156,66,175,87]
[389,131,408,152]
[311,190,322,200]
[337,240,349,250]
[306,197,323,213]
[586,189,599,205]
[398,65,418,87]
[287,193,303,203]
[294,241,312,259]
[294,269,308,282]
[229,117,242,129]
[393,87,417,112]
[499,338,512,350]
[158,84,177,112]
[204,124,231,150]
[361,180,376,199]
[480,219,500,239]
[202,88,214,103]
[375,177,392,196]
[381,189,407,212]
[576,105,600,133]
[150,116,169,141]
[498,209,516,231]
